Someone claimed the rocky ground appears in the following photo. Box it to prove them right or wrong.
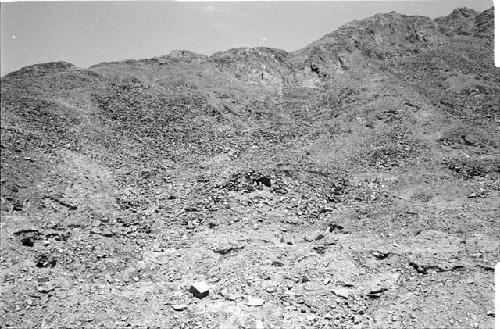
[1,6,499,329]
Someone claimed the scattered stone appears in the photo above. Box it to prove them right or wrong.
[247,296,264,307]
[409,262,427,274]
[331,287,350,299]
[486,310,494,317]
[35,254,56,268]
[366,272,400,298]
[272,260,284,267]
[305,314,317,321]
[342,280,355,287]
[213,243,244,255]
[354,315,363,324]
[315,233,325,240]
[101,229,115,237]
[21,237,35,247]
[372,251,389,259]
[37,282,55,293]
[368,288,386,298]
[313,245,328,254]
[172,304,188,311]
[326,222,344,233]
[255,319,265,329]
[189,282,210,299]
[14,228,40,236]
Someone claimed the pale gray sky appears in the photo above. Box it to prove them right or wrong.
[0,1,494,76]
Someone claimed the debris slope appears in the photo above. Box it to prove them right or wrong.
[1,7,498,329]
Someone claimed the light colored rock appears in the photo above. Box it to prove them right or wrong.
[305,314,317,321]
[189,281,210,298]
[247,296,264,306]
[172,304,188,311]
[354,315,363,324]
[37,282,55,293]
[331,287,350,299]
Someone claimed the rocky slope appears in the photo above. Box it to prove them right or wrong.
[1,7,498,329]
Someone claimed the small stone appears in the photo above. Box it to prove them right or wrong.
[372,251,389,259]
[133,276,139,282]
[35,254,57,268]
[247,296,264,307]
[315,234,325,241]
[101,229,114,237]
[37,282,55,293]
[354,315,363,324]
[324,313,333,320]
[21,237,35,247]
[486,310,494,317]
[342,280,355,287]
[172,304,188,311]
[305,314,317,321]
[189,281,210,299]
[272,260,284,267]
[331,287,350,299]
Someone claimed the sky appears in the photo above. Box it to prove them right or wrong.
[0,0,495,76]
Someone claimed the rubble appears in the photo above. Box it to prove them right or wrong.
[0,5,497,329]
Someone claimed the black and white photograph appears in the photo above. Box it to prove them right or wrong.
[0,0,498,328]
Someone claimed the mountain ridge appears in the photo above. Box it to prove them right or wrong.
[4,6,494,83]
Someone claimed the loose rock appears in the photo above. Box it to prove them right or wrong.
[189,282,210,299]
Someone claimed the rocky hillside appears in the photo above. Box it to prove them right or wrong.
[1,7,498,329]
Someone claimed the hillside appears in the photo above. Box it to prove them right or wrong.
[1,7,498,329]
